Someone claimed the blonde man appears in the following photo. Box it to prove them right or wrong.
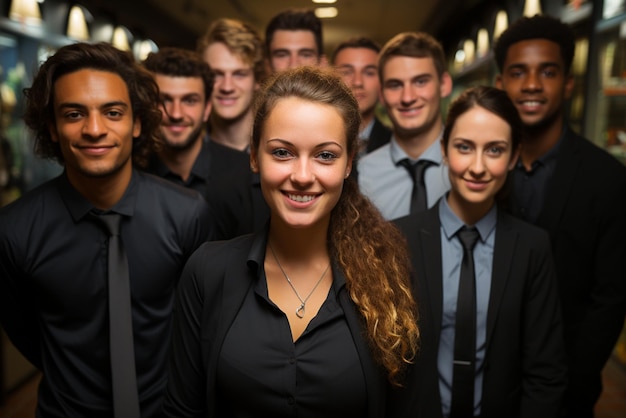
[198,18,265,151]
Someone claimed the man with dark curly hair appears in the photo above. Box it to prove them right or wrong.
[495,15,626,417]
[0,42,213,417]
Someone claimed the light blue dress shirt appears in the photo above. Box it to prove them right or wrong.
[357,135,450,220]
[438,197,497,418]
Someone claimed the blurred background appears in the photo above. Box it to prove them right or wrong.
[0,0,625,416]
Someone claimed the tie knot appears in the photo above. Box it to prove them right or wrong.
[90,212,122,237]
[457,226,479,251]
[398,159,432,177]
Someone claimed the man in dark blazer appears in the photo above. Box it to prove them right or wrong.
[392,206,566,418]
[495,15,626,417]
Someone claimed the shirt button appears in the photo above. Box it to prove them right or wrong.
[288,357,295,364]
[288,397,295,405]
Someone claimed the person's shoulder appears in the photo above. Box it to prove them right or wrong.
[499,210,550,242]
[0,177,60,218]
[362,142,391,161]
[0,177,62,241]
[136,171,210,224]
[186,233,255,270]
[138,170,206,201]
[208,140,250,162]
[394,206,438,233]
[357,143,392,173]
[571,132,626,176]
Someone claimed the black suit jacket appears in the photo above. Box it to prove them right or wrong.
[392,205,567,418]
[512,127,626,413]
[366,117,392,154]
[162,231,388,417]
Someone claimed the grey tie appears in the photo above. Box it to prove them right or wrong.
[450,226,480,418]
[91,212,140,418]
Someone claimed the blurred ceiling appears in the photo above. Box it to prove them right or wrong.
[80,0,487,52]
[144,0,456,52]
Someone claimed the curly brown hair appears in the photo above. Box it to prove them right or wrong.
[251,67,419,385]
[23,42,162,168]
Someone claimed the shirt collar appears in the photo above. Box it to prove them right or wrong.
[438,194,497,243]
[516,124,566,171]
[359,118,375,140]
[389,131,444,166]
[246,223,347,292]
[149,135,211,181]
[59,169,138,222]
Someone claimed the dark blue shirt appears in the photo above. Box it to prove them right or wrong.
[511,129,565,223]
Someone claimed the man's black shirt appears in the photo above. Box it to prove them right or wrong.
[0,169,212,417]
[145,135,250,203]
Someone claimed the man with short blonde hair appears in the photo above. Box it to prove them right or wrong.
[198,18,265,151]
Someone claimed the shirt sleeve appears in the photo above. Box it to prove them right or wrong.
[184,194,215,253]
[162,243,212,417]
[0,218,43,369]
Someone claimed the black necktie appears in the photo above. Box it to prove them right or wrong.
[450,226,480,418]
[91,212,140,418]
[398,159,433,213]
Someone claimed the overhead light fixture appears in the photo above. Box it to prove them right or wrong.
[9,0,42,25]
[112,26,132,51]
[476,28,489,58]
[493,10,509,41]
[66,6,90,41]
[523,0,542,17]
[312,0,337,3]
[315,7,338,19]
[134,39,159,61]
[463,39,475,64]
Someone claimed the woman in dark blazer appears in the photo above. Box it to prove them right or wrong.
[393,86,567,418]
[162,67,419,417]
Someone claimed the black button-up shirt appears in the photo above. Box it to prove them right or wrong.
[146,135,250,203]
[215,249,367,417]
[0,169,213,417]
[511,130,564,223]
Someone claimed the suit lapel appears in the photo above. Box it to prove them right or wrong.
[485,210,518,348]
[417,208,445,338]
[536,129,581,232]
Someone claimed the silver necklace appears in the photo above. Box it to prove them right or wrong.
[269,242,331,319]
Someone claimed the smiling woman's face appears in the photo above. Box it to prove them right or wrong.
[444,105,518,223]
[251,96,352,231]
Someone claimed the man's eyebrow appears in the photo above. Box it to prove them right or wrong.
[57,101,130,110]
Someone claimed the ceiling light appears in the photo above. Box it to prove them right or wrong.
[112,26,132,51]
[313,0,337,3]
[9,0,42,25]
[523,0,542,17]
[315,7,338,19]
[66,6,90,41]
[493,10,508,41]
[476,28,489,58]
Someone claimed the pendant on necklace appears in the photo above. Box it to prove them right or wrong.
[296,303,306,318]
